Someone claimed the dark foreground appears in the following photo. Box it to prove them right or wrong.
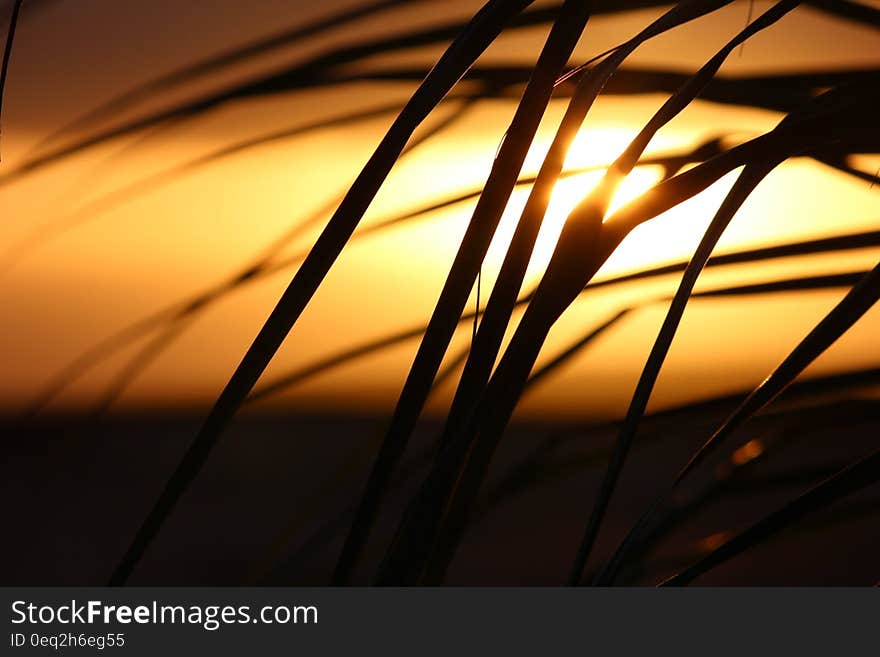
[2,378,878,585]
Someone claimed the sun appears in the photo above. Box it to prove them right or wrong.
[483,126,668,284]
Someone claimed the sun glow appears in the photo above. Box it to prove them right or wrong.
[482,125,705,285]
[481,165,661,286]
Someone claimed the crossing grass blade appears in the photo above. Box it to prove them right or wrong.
[13,134,740,419]
[597,260,880,584]
[106,0,540,585]
[28,0,420,154]
[421,76,877,583]
[435,0,752,455]
[250,268,869,406]
[661,446,880,586]
[379,0,802,585]
[568,158,783,585]
[334,0,593,585]
[0,3,557,187]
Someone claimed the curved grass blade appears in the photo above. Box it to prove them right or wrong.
[0,3,558,187]
[601,79,878,246]
[423,73,879,582]
[333,0,593,586]
[0,99,420,273]
[435,52,632,456]
[661,446,880,585]
[19,96,479,419]
[29,0,420,153]
[598,259,880,584]
[16,134,733,419]
[381,0,800,585]
[444,0,793,447]
[251,268,869,405]
[106,0,540,586]
[431,0,777,449]
[569,159,782,585]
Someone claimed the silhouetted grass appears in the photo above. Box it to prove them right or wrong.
[27,0,420,155]
[381,0,809,584]
[107,0,541,586]
[8,0,877,587]
[335,0,593,585]
[661,446,880,585]
[5,0,876,184]
[597,260,880,584]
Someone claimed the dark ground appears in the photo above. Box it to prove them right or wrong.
[2,382,878,586]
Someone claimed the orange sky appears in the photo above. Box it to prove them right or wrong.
[1,0,878,420]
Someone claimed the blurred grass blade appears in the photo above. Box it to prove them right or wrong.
[3,0,875,182]
[661,446,880,586]
[598,259,880,584]
[676,261,880,488]
[387,0,798,586]
[334,0,593,586]
[376,0,746,584]
[17,100,872,411]
[808,0,880,27]
[252,268,868,405]
[30,0,420,152]
[569,159,782,585]
[0,3,557,186]
[20,97,478,419]
[522,310,632,390]
[425,75,878,583]
[1,99,419,272]
[107,0,539,586]
[9,62,877,272]
[369,65,880,118]
[436,0,754,448]
[14,135,736,418]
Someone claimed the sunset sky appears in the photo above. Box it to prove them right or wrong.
[1,0,878,420]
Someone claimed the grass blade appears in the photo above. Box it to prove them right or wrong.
[106,0,538,585]
[0,3,556,186]
[13,135,735,417]
[661,447,880,585]
[334,0,592,585]
[598,259,880,583]
[29,0,420,153]
[569,158,783,585]
[429,76,877,582]
[389,0,799,585]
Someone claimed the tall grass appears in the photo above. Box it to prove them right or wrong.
[6,0,878,585]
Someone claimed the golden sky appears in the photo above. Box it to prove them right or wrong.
[1,0,878,420]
